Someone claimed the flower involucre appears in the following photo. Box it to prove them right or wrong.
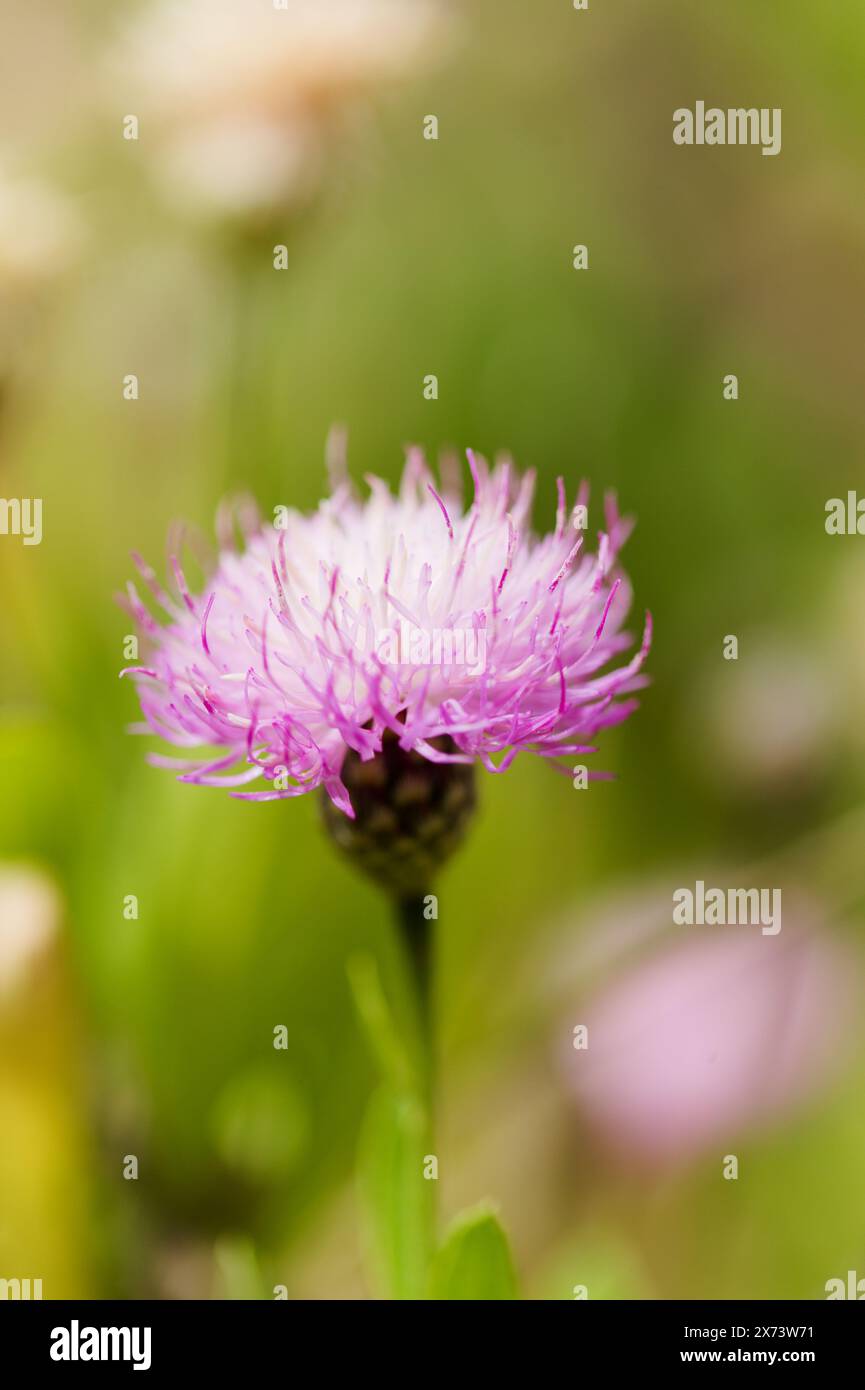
[122,449,651,817]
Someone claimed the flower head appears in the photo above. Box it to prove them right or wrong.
[122,448,650,818]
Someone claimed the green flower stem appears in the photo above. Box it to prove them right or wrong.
[395,894,435,1117]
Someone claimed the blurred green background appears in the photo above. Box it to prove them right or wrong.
[2,0,865,1299]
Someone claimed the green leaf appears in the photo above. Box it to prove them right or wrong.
[357,1085,435,1300]
[429,1202,519,1300]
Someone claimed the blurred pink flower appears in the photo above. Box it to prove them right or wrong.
[565,918,853,1168]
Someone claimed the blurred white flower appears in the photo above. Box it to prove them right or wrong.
[111,0,449,217]
[691,636,838,794]
[0,167,81,294]
[0,864,61,998]
[156,115,319,216]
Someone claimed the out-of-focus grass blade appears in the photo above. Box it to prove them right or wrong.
[214,1235,268,1300]
[346,951,418,1096]
[357,1084,434,1300]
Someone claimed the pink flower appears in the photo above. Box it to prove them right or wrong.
[121,448,650,816]
[566,918,853,1169]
